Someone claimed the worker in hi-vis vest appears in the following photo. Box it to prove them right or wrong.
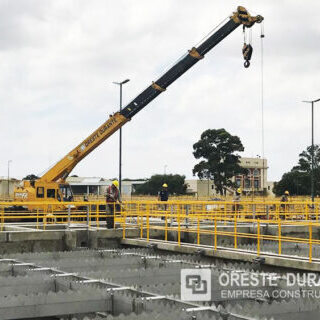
[106,180,121,229]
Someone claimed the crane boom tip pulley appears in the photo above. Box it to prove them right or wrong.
[231,6,264,27]
[230,6,264,68]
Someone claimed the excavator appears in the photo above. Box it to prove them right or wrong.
[13,6,263,208]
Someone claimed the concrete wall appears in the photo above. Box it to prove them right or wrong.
[186,179,215,198]
[0,179,20,198]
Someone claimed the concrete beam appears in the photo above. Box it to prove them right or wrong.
[121,238,320,272]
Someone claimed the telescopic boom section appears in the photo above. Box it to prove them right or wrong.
[40,6,263,183]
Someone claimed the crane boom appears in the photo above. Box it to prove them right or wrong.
[40,6,263,183]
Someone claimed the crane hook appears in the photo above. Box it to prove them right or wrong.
[242,43,253,68]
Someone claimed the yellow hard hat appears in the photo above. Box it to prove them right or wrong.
[162,183,168,188]
[112,180,119,188]
[285,190,289,195]
[237,188,242,193]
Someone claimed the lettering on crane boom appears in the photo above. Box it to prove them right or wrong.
[82,117,118,150]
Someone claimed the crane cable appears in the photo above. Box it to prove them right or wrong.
[260,21,266,198]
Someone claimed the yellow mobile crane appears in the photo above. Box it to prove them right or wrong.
[13,6,263,207]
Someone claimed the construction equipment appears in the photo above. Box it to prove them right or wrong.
[13,6,263,207]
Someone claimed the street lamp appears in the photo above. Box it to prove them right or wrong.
[7,160,12,197]
[164,165,168,175]
[113,79,130,195]
[303,98,320,202]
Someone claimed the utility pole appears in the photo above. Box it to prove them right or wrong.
[113,79,130,195]
[303,98,320,202]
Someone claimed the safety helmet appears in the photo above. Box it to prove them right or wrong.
[162,183,168,188]
[284,190,289,195]
[237,188,242,194]
[112,180,119,188]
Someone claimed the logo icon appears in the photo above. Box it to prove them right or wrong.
[181,269,211,301]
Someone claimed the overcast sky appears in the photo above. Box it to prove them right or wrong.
[1,0,320,182]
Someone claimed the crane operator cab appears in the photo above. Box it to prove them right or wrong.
[34,183,74,202]
[14,180,74,203]
[59,184,74,202]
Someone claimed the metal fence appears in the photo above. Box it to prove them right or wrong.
[2,200,320,261]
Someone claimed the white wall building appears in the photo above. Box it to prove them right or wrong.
[0,177,20,198]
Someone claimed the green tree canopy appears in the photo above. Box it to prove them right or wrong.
[192,128,246,195]
[273,171,310,196]
[134,174,187,195]
[274,144,320,196]
[292,145,320,173]
[22,174,39,181]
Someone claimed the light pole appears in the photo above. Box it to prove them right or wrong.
[7,160,12,197]
[164,165,167,175]
[113,79,130,195]
[303,98,320,202]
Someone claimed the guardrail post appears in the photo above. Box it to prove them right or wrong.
[67,205,71,229]
[252,203,256,220]
[140,205,143,238]
[278,219,281,255]
[96,204,99,229]
[234,211,237,249]
[197,216,200,245]
[309,222,312,262]
[257,219,260,256]
[123,209,126,239]
[113,202,116,229]
[87,205,90,227]
[214,217,217,250]
[43,205,46,230]
[185,205,189,229]
[224,203,227,225]
[178,204,181,246]
[36,208,39,229]
[1,206,4,232]
[165,213,168,241]
[147,204,150,241]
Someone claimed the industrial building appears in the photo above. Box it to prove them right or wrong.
[186,157,274,198]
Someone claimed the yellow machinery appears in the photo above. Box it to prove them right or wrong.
[13,7,263,209]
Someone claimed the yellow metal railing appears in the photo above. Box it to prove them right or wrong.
[117,200,320,263]
[120,206,320,263]
[1,200,320,262]
[0,201,117,231]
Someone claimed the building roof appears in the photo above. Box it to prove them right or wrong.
[66,177,111,185]
[0,177,20,182]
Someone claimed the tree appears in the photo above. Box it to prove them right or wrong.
[192,128,246,195]
[22,174,39,181]
[292,145,320,173]
[273,170,309,196]
[274,144,320,196]
[134,174,187,195]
